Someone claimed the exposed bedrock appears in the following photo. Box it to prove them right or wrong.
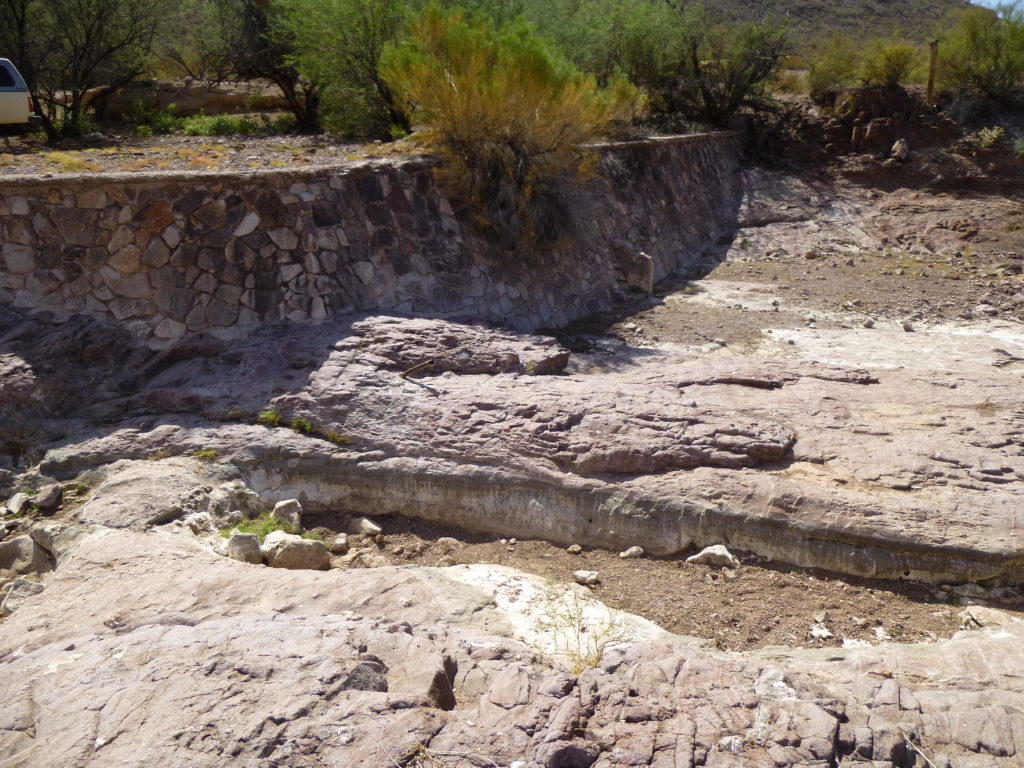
[20,312,1024,585]
[1,524,1022,767]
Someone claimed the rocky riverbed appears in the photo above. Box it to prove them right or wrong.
[2,160,1023,767]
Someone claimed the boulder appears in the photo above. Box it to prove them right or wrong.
[261,530,330,570]
[226,532,261,564]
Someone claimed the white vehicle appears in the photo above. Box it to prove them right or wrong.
[0,58,41,129]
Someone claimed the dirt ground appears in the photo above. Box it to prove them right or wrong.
[0,132,387,176]
[309,514,1024,654]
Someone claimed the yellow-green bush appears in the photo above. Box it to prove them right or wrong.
[806,33,861,101]
[380,6,643,249]
[861,40,921,87]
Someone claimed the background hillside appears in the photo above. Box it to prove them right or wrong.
[706,0,975,43]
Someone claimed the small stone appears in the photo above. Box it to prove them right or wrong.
[813,609,831,624]
[358,517,382,536]
[902,321,914,332]
[873,626,893,642]
[226,533,262,564]
[862,319,875,329]
[329,533,349,554]
[272,499,302,530]
[436,555,456,567]
[567,544,583,555]
[852,616,869,627]
[619,545,644,559]
[508,538,517,546]
[573,570,599,585]
[437,536,461,550]
[686,544,740,568]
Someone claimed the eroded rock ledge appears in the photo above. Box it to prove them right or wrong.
[5,309,1021,585]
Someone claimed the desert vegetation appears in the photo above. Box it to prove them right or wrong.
[2,0,1020,144]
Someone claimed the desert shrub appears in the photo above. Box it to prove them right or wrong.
[381,6,643,249]
[536,587,634,674]
[180,112,261,135]
[129,102,185,135]
[220,511,323,542]
[861,40,921,87]
[660,6,790,127]
[806,33,861,102]
[940,2,1024,102]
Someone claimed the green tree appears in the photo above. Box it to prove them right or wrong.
[214,0,320,132]
[0,0,161,139]
[674,9,790,126]
[278,0,408,137]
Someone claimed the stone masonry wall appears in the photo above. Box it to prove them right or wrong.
[0,134,741,345]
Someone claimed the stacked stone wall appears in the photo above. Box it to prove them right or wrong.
[0,134,740,344]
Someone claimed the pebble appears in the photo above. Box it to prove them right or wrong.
[329,533,349,554]
[567,544,583,555]
[436,555,456,567]
[619,546,644,559]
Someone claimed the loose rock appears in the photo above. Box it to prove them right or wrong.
[686,544,741,568]
[357,517,382,536]
[619,546,644,559]
[6,493,30,516]
[33,485,62,514]
[261,530,330,570]
[272,499,302,530]
[566,544,583,555]
[225,532,261,564]
[329,533,349,554]
[573,570,599,585]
